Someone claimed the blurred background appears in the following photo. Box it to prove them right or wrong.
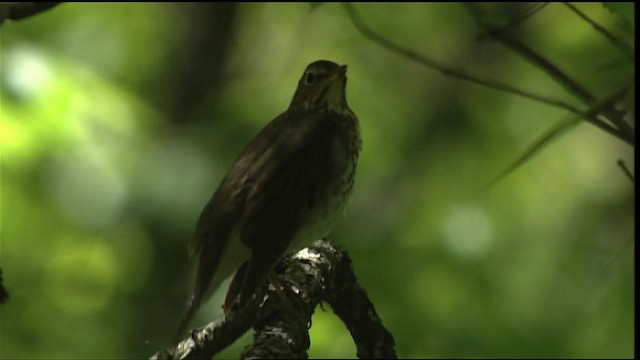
[0,3,634,359]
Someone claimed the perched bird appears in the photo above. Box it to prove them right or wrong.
[177,60,361,338]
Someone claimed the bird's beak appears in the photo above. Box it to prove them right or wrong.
[331,65,347,81]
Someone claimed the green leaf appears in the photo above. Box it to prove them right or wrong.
[602,2,635,31]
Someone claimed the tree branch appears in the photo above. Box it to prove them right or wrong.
[617,159,635,183]
[151,240,396,359]
[0,268,9,304]
[343,3,633,145]
[464,3,635,145]
[563,2,634,61]
[343,3,582,114]
[0,2,60,25]
[485,84,632,190]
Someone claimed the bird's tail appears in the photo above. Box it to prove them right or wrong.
[175,294,200,344]
[175,251,213,343]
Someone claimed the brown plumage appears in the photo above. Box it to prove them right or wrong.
[177,60,361,339]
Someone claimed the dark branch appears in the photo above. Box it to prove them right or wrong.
[151,240,396,359]
[483,25,596,103]
[344,3,633,145]
[485,84,633,190]
[0,268,9,304]
[464,3,635,145]
[563,2,634,61]
[324,249,397,358]
[343,3,583,114]
[0,2,60,24]
[617,159,635,182]
[504,3,550,30]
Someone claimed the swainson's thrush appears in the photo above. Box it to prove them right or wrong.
[177,60,361,337]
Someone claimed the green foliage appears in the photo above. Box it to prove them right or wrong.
[602,2,635,31]
[0,3,634,359]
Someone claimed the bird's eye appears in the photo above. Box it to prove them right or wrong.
[305,71,316,85]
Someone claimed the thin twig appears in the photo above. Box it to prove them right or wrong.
[486,26,596,103]
[464,3,635,144]
[343,3,579,112]
[484,115,581,191]
[343,3,633,145]
[506,3,550,30]
[476,2,550,41]
[563,2,634,61]
[485,84,631,189]
[491,18,635,142]
[617,159,634,182]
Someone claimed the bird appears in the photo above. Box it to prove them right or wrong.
[176,60,361,339]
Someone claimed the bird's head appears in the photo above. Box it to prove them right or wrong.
[289,60,349,115]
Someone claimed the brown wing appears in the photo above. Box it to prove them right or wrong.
[235,109,342,302]
[188,109,301,258]
[188,108,339,295]
[180,110,310,337]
